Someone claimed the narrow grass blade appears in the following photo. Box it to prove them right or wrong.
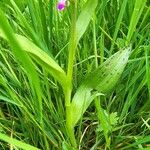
[0,49,20,86]
[9,0,49,53]
[0,132,39,150]
[0,10,43,122]
[126,0,147,43]
[122,136,150,149]
[0,96,21,106]
[110,0,128,53]
[145,46,150,99]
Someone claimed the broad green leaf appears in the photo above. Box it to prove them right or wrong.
[76,0,98,43]
[68,86,103,127]
[85,47,131,93]
[0,132,39,150]
[0,30,67,87]
[15,34,67,87]
[69,47,131,127]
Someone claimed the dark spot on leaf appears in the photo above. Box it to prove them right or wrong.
[123,57,126,61]
[106,80,109,83]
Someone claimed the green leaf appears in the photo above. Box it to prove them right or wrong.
[109,112,119,126]
[122,136,150,149]
[0,30,67,87]
[97,111,119,132]
[62,141,75,150]
[0,132,39,150]
[0,96,21,106]
[0,9,43,121]
[1,0,26,10]
[15,34,67,87]
[85,47,131,93]
[68,87,103,127]
[69,47,131,127]
[126,0,147,43]
[76,0,98,43]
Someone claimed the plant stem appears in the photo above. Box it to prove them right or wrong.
[65,0,77,148]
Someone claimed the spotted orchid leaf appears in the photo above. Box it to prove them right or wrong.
[69,47,131,128]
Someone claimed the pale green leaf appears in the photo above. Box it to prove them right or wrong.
[76,0,98,43]
[85,47,131,93]
[69,47,131,127]
[109,112,119,126]
[0,28,67,87]
[15,34,67,87]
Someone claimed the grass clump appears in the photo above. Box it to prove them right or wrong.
[0,0,150,149]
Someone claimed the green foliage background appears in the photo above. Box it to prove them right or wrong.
[0,0,150,149]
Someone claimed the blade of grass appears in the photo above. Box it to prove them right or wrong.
[0,132,39,150]
[126,0,147,44]
[145,46,150,100]
[110,0,128,53]
[122,136,150,149]
[0,10,43,123]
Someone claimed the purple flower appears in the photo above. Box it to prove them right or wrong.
[57,0,67,11]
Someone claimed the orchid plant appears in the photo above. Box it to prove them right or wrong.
[1,0,148,149]
[55,0,131,148]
